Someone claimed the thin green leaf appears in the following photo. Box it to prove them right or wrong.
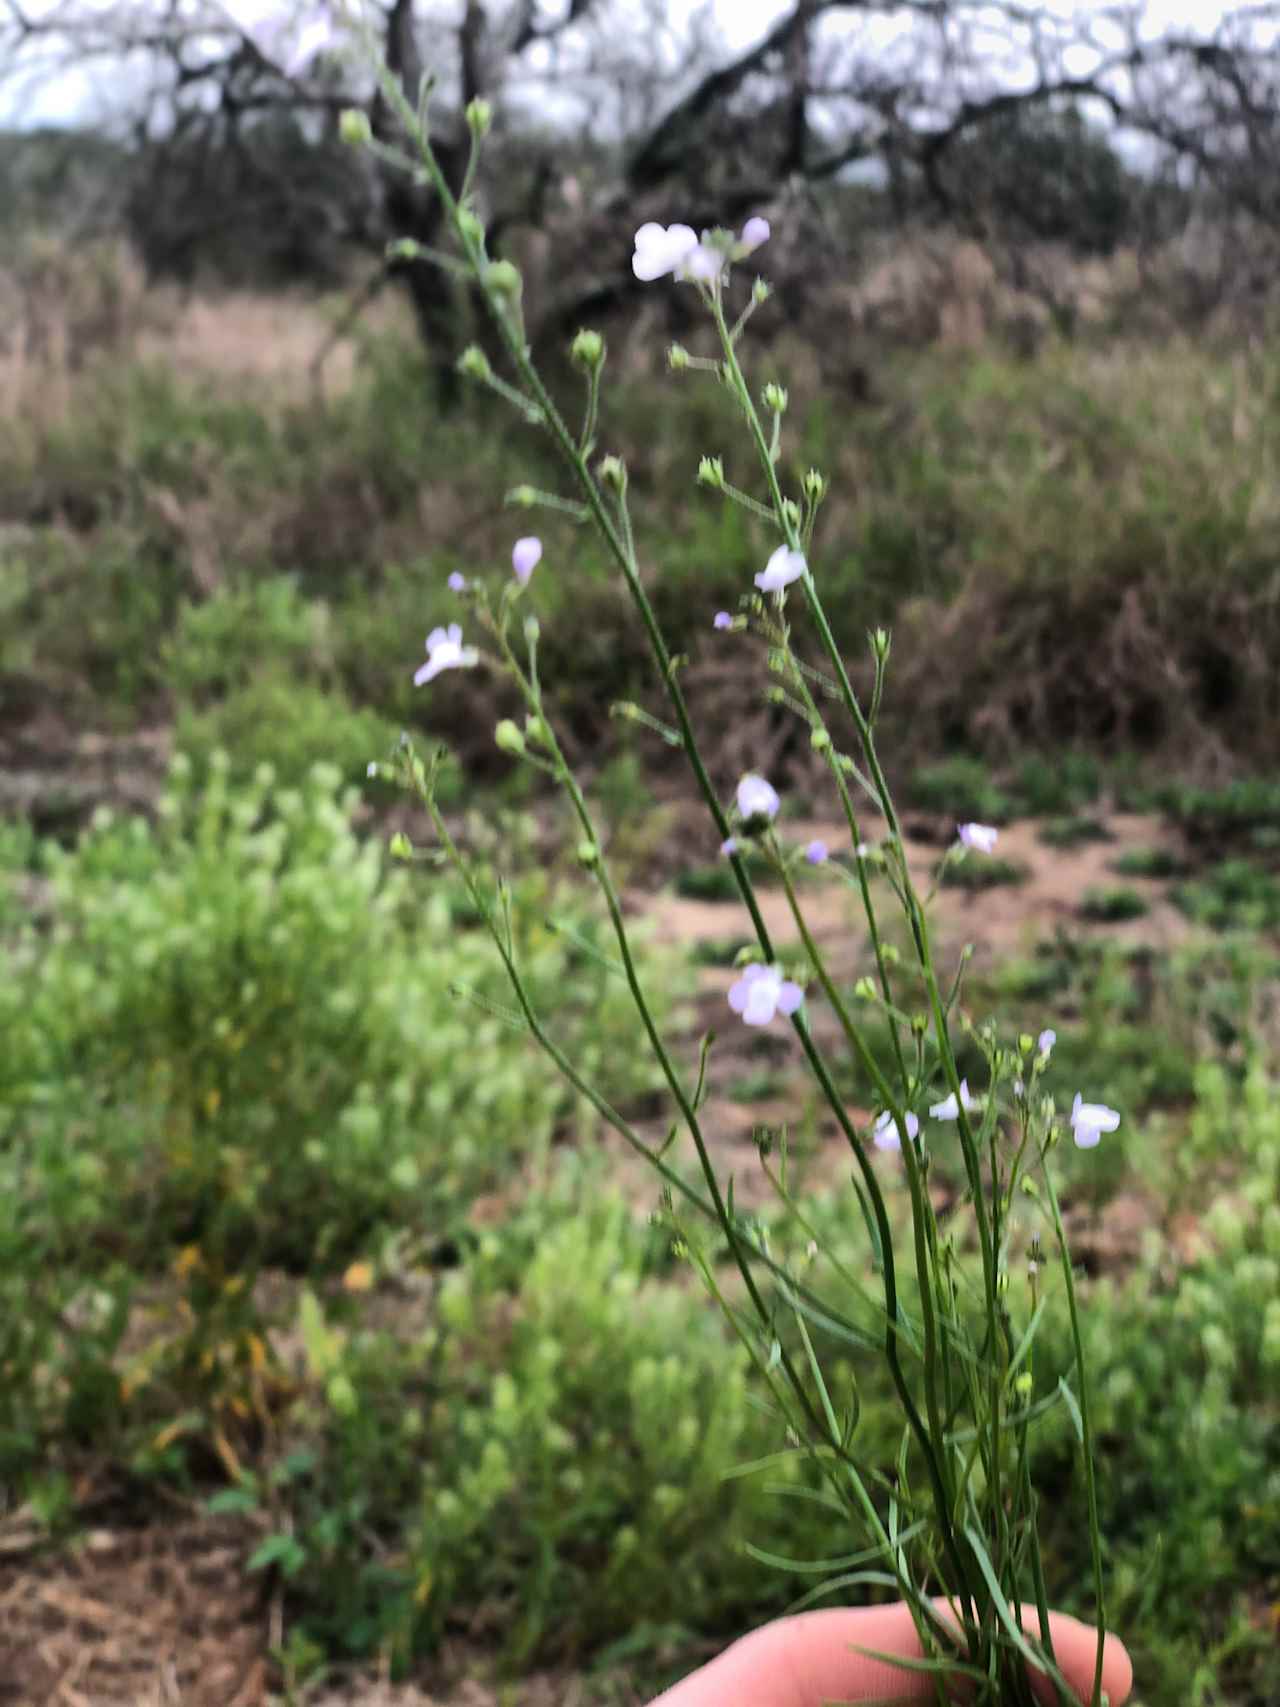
[1058,1374,1085,1446]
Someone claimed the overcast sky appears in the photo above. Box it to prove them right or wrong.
[1,0,1252,129]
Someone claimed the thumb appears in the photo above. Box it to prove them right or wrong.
[648,1602,1133,1707]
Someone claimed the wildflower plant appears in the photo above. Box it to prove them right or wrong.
[348,31,1120,1707]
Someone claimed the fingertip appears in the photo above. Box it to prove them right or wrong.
[1101,1630,1134,1705]
[1041,1612,1133,1707]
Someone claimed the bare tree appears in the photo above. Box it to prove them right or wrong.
[4,0,1280,362]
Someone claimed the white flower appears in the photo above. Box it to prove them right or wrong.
[727,964,804,1027]
[958,822,999,854]
[873,1110,920,1152]
[736,773,780,821]
[740,216,771,253]
[632,222,701,282]
[929,1079,978,1121]
[1070,1092,1120,1150]
[413,623,479,686]
[755,545,807,592]
[512,536,542,585]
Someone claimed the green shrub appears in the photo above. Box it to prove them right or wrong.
[14,757,668,1272]
[268,1188,846,1670]
[175,674,407,791]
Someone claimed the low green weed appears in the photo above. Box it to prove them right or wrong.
[1109,846,1187,879]
[937,853,1027,889]
[1038,815,1113,849]
[1079,886,1149,923]
[1174,859,1280,931]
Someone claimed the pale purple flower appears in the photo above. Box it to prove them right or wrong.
[727,963,804,1027]
[512,536,542,585]
[804,840,829,865]
[447,571,467,592]
[1038,1028,1057,1058]
[682,243,723,283]
[714,610,733,630]
[740,216,771,253]
[755,544,807,592]
[632,222,701,282]
[737,773,780,821]
[1070,1092,1120,1150]
[720,836,739,857]
[929,1079,979,1121]
[958,822,999,854]
[413,623,479,686]
[873,1110,920,1152]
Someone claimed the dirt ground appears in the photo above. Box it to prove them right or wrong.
[0,802,1195,1705]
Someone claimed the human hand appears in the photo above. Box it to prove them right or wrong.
[646,1602,1133,1707]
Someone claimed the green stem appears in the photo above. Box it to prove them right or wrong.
[1042,1159,1108,1707]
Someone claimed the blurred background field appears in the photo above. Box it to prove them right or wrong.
[5,3,1280,1701]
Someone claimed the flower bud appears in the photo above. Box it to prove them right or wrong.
[1014,1372,1034,1398]
[457,344,492,382]
[387,237,423,263]
[456,206,486,247]
[870,626,891,661]
[667,343,691,372]
[752,277,771,306]
[494,719,525,756]
[762,382,788,414]
[483,260,522,300]
[389,831,413,861]
[576,839,600,868]
[598,454,627,492]
[508,483,538,507]
[810,727,831,752]
[853,976,876,1000]
[465,97,492,137]
[570,328,605,370]
[697,455,725,490]
[523,615,541,645]
[339,108,372,147]
[803,468,827,503]
[524,714,550,745]
[781,498,801,531]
